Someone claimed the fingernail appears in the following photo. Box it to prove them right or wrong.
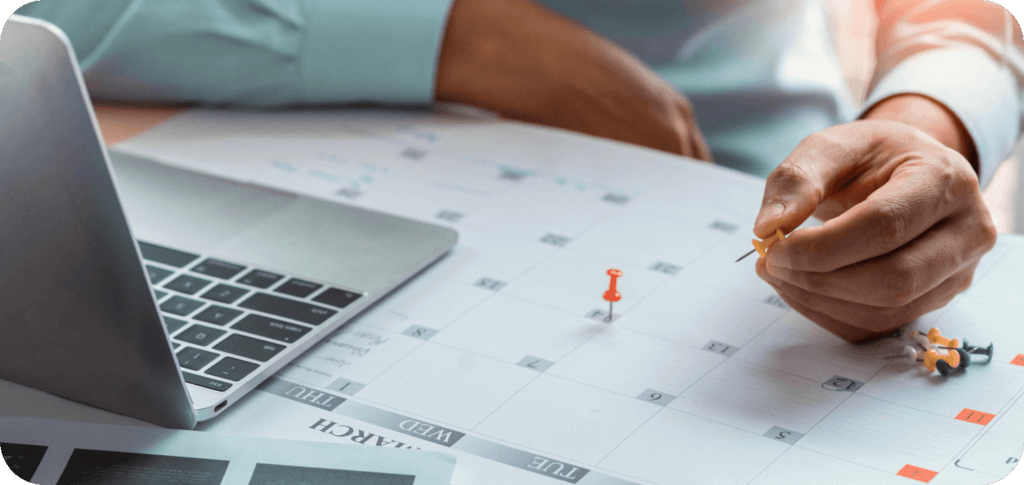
[755,203,785,234]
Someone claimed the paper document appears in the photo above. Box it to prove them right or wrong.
[0,416,455,485]
[117,108,1024,485]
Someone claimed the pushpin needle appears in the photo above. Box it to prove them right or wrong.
[735,248,757,263]
[736,229,786,262]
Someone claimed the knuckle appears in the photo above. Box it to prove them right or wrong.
[879,260,918,307]
[958,270,975,293]
[767,162,817,196]
[978,214,999,252]
[870,201,909,248]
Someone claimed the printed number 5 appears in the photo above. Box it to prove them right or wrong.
[646,393,662,402]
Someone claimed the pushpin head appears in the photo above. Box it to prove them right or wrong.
[954,348,971,369]
[603,269,622,302]
[751,229,785,258]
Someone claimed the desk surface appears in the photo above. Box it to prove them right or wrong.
[5,105,1023,485]
[93,103,186,147]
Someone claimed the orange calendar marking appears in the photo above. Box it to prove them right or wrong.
[897,465,938,482]
[602,269,622,322]
[956,408,996,425]
[1011,354,1024,367]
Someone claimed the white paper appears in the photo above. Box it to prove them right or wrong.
[0,416,455,485]
[116,108,1024,485]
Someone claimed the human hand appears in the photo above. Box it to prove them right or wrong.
[752,115,997,343]
[435,0,711,160]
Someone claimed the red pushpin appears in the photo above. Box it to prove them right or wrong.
[603,269,622,322]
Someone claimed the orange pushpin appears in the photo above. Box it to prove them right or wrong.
[736,229,787,262]
[603,269,622,322]
[923,348,961,376]
[927,328,960,349]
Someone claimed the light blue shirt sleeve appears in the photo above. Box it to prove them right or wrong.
[14,0,455,107]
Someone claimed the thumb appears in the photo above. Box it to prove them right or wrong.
[754,126,875,238]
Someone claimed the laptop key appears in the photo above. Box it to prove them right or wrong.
[205,357,260,382]
[191,258,246,280]
[182,371,232,392]
[236,270,283,289]
[275,278,322,298]
[164,274,212,295]
[138,241,200,268]
[214,334,286,362]
[239,293,337,326]
[160,296,205,316]
[200,284,249,304]
[313,288,363,309]
[173,342,181,349]
[232,314,311,344]
[161,315,188,335]
[175,324,227,347]
[193,305,243,326]
[153,289,168,300]
[146,265,174,285]
[176,347,219,371]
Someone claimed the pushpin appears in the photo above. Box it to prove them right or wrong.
[927,328,960,349]
[923,348,961,376]
[602,269,622,322]
[962,340,994,363]
[883,345,922,365]
[736,229,786,262]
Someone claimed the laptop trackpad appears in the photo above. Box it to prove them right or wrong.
[110,151,296,253]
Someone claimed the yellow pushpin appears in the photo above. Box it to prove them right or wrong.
[736,229,786,262]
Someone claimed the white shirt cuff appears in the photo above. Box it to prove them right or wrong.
[859,47,1020,189]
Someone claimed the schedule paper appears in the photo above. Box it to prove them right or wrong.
[0,416,455,485]
[117,108,1024,485]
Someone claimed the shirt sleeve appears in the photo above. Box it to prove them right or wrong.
[859,0,1024,188]
[14,0,455,107]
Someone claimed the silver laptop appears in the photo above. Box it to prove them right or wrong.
[0,15,457,429]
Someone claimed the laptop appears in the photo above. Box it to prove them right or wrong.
[0,15,457,429]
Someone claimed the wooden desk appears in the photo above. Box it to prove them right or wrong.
[93,103,186,147]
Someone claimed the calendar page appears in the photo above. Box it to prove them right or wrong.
[117,108,1024,485]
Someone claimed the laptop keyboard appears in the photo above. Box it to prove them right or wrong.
[138,241,363,393]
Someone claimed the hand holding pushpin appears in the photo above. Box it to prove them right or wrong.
[603,269,622,322]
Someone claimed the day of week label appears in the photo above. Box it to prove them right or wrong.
[897,464,937,482]
[955,408,995,425]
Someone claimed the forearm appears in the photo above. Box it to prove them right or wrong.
[863,0,1024,188]
[16,0,453,107]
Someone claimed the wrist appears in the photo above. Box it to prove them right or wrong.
[862,94,979,175]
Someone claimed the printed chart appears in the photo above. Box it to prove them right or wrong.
[119,108,1024,485]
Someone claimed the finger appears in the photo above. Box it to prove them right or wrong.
[753,123,882,238]
[768,157,972,272]
[772,291,896,344]
[765,215,988,306]
[758,258,896,342]
[771,264,974,333]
